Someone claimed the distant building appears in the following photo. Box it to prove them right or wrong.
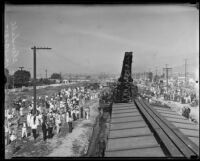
[62,79,69,84]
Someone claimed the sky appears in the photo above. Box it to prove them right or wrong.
[4,4,199,79]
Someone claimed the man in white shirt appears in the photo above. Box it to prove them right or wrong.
[20,107,23,116]
[27,111,32,127]
[30,115,39,140]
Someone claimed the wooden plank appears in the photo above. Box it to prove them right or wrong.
[142,100,199,157]
[152,106,173,111]
[160,113,186,119]
[112,105,136,109]
[143,100,194,129]
[106,135,159,151]
[179,129,199,137]
[188,137,199,147]
[109,127,152,139]
[113,104,136,107]
[111,116,143,123]
[112,109,138,114]
[166,118,194,124]
[141,100,197,156]
[155,110,180,115]
[113,103,135,107]
[112,112,140,118]
[135,100,160,130]
[155,128,183,157]
[172,122,199,130]
[105,147,165,157]
[135,99,184,157]
[173,129,200,156]
[113,102,134,105]
[110,121,147,130]
[112,106,137,110]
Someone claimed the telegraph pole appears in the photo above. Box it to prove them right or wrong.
[31,46,52,115]
[19,66,24,71]
[45,69,48,79]
[163,64,172,92]
[156,67,157,76]
[155,67,158,83]
[185,59,187,86]
[13,76,15,89]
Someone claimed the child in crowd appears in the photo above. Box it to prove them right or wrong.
[22,122,28,138]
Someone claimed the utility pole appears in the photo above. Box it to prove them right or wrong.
[31,46,52,115]
[19,66,24,71]
[185,59,187,86]
[149,68,153,83]
[163,64,172,92]
[154,67,158,83]
[156,67,157,76]
[45,69,47,79]
[60,72,62,83]
[13,76,15,89]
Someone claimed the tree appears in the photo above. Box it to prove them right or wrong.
[42,78,51,85]
[8,75,14,89]
[51,73,61,79]
[14,70,31,87]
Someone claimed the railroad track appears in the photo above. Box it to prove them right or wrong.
[105,98,199,158]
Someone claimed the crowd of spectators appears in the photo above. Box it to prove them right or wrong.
[139,81,199,107]
[136,79,199,122]
[5,85,99,148]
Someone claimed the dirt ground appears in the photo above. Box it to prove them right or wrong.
[48,99,99,157]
